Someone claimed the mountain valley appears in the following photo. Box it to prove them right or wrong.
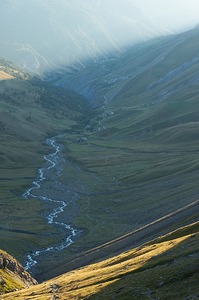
[0,0,182,73]
[0,24,199,299]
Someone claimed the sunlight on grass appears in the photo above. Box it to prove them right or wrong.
[2,222,198,300]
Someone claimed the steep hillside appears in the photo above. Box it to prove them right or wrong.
[2,221,199,299]
[0,0,173,73]
[0,250,37,294]
[1,26,199,294]
[54,30,192,104]
[0,60,88,267]
[36,27,199,280]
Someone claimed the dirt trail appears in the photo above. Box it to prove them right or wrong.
[46,199,199,279]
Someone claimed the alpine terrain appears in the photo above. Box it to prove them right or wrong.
[0,1,199,299]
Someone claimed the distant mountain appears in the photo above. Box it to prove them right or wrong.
[0,0,171,73]
[54,26,199,105]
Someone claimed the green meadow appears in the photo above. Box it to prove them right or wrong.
[0,65,88,263]
[1,27,199,282]
[40,27,199,275]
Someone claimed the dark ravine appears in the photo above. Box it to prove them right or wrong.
[23,137,80,274]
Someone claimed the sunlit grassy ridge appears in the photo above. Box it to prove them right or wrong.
[0,249,37,295]
[2,221,198,299]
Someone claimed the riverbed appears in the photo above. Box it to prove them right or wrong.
[23,136,80,274]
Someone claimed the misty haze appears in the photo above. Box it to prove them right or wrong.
[0,1,199,299]
[0,0,199,72]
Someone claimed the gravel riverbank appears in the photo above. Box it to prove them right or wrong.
[23,137,80,275]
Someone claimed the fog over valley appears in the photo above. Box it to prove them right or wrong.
[0,0,199,72]
[1,1,199,298]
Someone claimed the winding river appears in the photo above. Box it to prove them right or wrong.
[23,137,79,271]
[23,95,113,273]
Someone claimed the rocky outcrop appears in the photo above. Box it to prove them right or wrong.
[0,250,37,294]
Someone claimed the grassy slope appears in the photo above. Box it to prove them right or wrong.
[0,249,37,295]
[0,62,88,264]
[22,29,199,284]
[48,28,199,267]
[0,27,198,299]
[1,27,199,296]
[2,221,199,299]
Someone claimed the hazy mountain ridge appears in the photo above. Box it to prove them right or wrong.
[57,26,199,107]
[0,0,171,73]
[52,32,186,104]
[1,10,199,299]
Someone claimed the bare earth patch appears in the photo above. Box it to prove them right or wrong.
[0,71,14,80]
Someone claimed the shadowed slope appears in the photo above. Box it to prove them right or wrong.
[46,28,199,263]
[1,27,199,296]
[37,199,199,281]
[2,221,199,299]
